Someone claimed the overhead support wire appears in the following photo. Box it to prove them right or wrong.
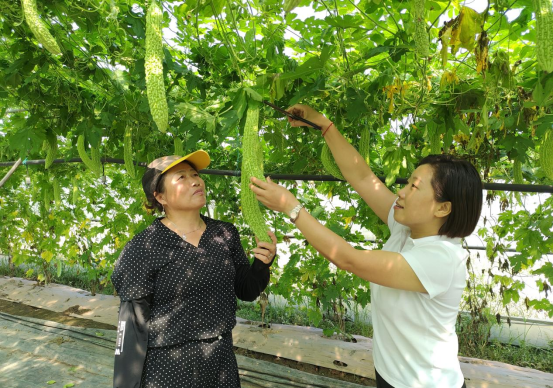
[1,158,552,194]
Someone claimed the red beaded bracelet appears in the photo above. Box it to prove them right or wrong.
[322,122,333,137]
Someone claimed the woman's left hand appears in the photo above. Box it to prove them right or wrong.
[249,176,300,215]
[253,230,278,264]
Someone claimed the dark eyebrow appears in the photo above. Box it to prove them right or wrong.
[174,168,196,173]
[172,168,197,176]
[411,175,423,184]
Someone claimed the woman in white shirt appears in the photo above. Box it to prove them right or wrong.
[249,104,482,388]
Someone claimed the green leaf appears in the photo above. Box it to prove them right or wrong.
[41,250,54,263]
[453,116,471,135]
[175,103,216,132]
[244,28,256,57]
[344,88,368,121]
[219,110,239,135]
[307,308,322,326]
[10,124,47,154]
[533,81,544,106]
[499,135,534,155]
[324,15,363,29]
[279,57,324,81]
[320,45,335,64]
[533,262,553,283]
[289,76,325,105]
[232,89,247,119]
[362,45,394,60]
[244,87,262,102]
[47,380,56,385]
[527,298,553,318]
[209,0,225,16]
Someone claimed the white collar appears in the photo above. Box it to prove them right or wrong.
[408,234,462,246]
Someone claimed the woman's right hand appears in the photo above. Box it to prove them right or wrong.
[286,104,332,130]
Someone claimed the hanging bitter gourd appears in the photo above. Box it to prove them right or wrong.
[44,136,57,169]
[540,129,553,180]
[43,184,52,212]
[21,0,62,55]
[91,146,102,174]
[124,127,136,179]
[413,0,430,58]
[145,0,168,133]
[72,176,79,205]
[77,135,102,176]
[240,101,271,243]
[429,128,441,154]
[52,178,61,205]
[359,127,371,165]
[174,137,183,156]
[513,158,523,184]
[532,0,553,73]
[283,0,301,13]
[321,144,344,180]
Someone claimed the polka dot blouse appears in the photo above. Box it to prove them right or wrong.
[111,215,272,347]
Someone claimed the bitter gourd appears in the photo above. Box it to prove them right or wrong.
[145,0,169,132]
[241,102,271,243]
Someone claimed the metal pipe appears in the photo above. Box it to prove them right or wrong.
[0,158,22,188]
[1,158,552,193]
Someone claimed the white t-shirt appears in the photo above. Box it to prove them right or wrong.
[371,206,467,388]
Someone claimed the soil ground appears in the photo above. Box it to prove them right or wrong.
[0,298,117,330]
[0,298,375,387]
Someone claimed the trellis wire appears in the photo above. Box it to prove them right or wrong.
[1,157,552,194]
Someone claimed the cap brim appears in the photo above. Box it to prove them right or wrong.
[161,150,211,173]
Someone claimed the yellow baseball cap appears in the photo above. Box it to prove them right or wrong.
[142,150,210,198]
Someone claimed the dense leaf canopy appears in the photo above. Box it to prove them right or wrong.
[0,0,552,320]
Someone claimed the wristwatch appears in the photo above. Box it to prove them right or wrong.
[289,203,304,223]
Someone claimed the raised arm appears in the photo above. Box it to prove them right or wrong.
[249,177,426,293]
[287,104,396,224]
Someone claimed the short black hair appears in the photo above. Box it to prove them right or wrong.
[417,155,483,238]
[144,161,198,213]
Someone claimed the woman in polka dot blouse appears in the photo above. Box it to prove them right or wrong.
[112,150,277,388]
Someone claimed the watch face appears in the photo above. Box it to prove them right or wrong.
[290,204,302,221]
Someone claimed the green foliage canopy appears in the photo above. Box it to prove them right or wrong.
[0,0,552,320]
